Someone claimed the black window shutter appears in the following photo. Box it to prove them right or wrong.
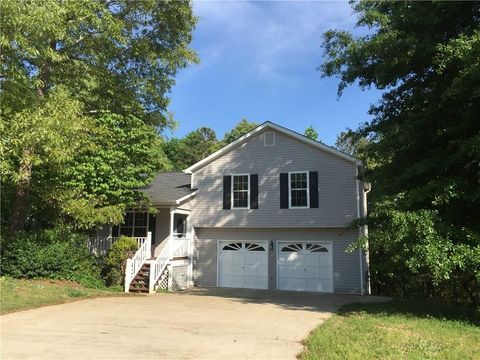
[148,213,156,245]
[309,171,319,208]
[250,174,259,209]
[223,175,232,209]
[280,173,289,209]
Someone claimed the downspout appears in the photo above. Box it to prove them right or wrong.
[363,183,372,295]
[355,166,364,295]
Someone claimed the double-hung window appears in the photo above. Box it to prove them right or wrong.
[232,174,250,209]
[118,210,148,237]
[289,172,309,208]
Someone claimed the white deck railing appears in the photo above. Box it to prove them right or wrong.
[170,233,190,258]
[124,233,151,292]
[87,236,146,257]
[87,237,117,257]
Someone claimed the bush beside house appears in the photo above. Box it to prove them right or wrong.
[0,227,137,290]
[1,227,104,288]
[101,236,138,287]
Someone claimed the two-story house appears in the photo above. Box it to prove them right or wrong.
[90,122,370,295]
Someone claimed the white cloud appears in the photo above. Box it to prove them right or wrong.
[191,0,355,84]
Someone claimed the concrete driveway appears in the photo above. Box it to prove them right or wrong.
[1,288,386,360]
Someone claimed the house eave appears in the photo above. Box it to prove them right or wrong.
[175,190,199,205]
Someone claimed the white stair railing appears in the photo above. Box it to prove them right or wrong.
[148,241,170,293]
[124,232,151,292]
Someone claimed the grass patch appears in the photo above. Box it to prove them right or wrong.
[300,300,480,360]
[0,276,127,315]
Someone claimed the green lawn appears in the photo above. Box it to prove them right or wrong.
[0,277,126,315]
[300,300,480,360]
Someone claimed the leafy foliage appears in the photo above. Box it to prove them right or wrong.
[0,0,196,232]
[304,126,319,141]
[2,87,86,176]
[101,236,138,287]
[222,119,259,144]
[58,113,169,228]
[0,227,104,288]
[322,1,480,305]
[0,0,198,126]
[164,127,219,170]
[165,119,259,170]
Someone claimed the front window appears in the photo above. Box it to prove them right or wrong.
[174,214,187,237]
[232,174,249,208]
[289,172,309,208]
[118,210,148,237]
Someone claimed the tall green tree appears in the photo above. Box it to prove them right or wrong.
[57,114,169,228]
[165,127,218,170]
[223,119,259,144]
[322,1,480,304]
[165,119,260,170]
[304,126,319,141]
[2,88,87,230]
[1,0,197,232]
[335,129,375,169]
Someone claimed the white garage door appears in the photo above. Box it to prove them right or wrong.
[277,242,333,292]
[218,241,268,289]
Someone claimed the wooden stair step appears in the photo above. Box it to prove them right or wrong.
[130,280,148,286]
[133,275,148,281]
[129,288,149,293]
[130,283,148,289]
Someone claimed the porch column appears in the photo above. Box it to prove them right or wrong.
[169,208,175,259]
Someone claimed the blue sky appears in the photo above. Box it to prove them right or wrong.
[167,1,381,146]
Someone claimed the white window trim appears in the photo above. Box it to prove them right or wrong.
[288,171,310,209]
[264,131,275,146]
[231,174,250,209]
[117,209,150,237]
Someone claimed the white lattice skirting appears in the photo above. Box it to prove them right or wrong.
[157,268,169,291]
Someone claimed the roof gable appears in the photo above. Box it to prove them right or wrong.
[141,172,195,204]
[184,122,361,173]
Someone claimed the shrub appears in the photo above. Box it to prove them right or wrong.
[0,226,104,288]
[101,236,138,286]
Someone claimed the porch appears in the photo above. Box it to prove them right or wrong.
[87,207,193,293]
[87,172,198,293]
[88,208,192,259]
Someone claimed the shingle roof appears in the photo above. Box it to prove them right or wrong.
[140,172,195,204]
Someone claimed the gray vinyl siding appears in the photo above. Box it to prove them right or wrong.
[190,129,358,228]
[176,200,192,211]
[153,208,170,257]
[193,227,362,294]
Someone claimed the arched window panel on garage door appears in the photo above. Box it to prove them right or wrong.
[281,243,302,252]
[222,242,242,251]
[245,243,266,251]
[306,243,328,253]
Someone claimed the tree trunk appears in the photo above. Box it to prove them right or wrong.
[10,40,56,233]
[9,148,33,233]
